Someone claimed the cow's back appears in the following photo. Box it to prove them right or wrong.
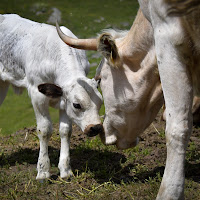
[0,14,89,89]
[0,14,50,87]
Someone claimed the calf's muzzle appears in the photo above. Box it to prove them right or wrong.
[84,124,104,137]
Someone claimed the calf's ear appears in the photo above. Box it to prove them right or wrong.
[97,33,120,67]
[38,83,63,98]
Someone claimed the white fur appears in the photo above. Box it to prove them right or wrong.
[138,1,200,199]
[97,2,200,199]
[98,10,163,151]
[0,14,102,179]
[98,29,128,40]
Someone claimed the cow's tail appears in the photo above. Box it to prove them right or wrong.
[166,0,200,16]
[0,80,9,106]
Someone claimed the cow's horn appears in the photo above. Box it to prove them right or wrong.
[56,21,98,51]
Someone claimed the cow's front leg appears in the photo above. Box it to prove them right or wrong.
[30,88,52,180]
[58,109,73,178]
[153,19,193,199]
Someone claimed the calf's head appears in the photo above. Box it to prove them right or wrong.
[38,77,103,137]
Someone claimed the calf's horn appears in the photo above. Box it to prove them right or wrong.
[56,21,98,51]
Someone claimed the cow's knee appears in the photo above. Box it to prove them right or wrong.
[37,119,53,139]
[165,113,192,152]
[157,115,191,199]
[59,122,72,138]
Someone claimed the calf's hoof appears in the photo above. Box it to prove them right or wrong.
[36,171,50,180]
[60,168,73,179]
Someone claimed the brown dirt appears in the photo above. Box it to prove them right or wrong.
[0,112,200,199]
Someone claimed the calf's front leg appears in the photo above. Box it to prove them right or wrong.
[30,87,52,180]
[58,109,73,178]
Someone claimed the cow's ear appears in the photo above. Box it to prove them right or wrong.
[38,83,63,98]
[97,33,120,67]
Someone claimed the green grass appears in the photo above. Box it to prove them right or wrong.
[0,126,200,200]
[0,89,36,134]
[1,2,200,200]
[0,88,59,135]
[0,0,139,134]
[0,0,139,37]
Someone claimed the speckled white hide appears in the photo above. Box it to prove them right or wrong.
[0,14,103,180]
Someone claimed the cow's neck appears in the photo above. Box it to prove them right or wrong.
[134,47,163,112]
[119,9,163,110]
[113,8,164,117]
[118,9,154,68]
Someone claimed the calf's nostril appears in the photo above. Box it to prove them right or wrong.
[88,126,98,137]
[86,124,104,137]
[90,126,95,132]
[95,124,103,133]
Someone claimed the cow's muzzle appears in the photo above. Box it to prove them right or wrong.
[84,124,104,137]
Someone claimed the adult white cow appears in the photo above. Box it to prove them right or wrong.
[55,0,200,198]
[138,1,200,199]
[0,14,103,180]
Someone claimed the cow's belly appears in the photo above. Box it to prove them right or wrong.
[0,62,27,88]
[191,59,200,96]
[192,71,200,96]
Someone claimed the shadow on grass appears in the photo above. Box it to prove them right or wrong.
[0,146,200,184]
[0,146,127,183]
[185,161,200,183]
[0,147,39,166]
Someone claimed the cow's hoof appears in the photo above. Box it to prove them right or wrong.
[36,171,50,180]
[60,169,73,179]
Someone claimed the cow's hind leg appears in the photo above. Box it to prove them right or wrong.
[0,80,9,106]
[58,109,73,178]
[152,13,193,200]
[29,87,53,180]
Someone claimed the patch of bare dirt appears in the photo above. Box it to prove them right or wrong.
[0,112,200,199]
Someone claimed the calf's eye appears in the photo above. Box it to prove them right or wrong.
[73,103,81,109]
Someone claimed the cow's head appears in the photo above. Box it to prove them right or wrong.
[55,12,164,149]
[96,46,164,149]
[38,77,103,137]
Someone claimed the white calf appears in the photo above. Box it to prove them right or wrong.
[0,14,103,179]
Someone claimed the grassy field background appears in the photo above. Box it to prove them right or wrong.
[0,1,200,200]
[0,0,139,134]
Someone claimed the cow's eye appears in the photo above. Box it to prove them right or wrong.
[73,103,81,109]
